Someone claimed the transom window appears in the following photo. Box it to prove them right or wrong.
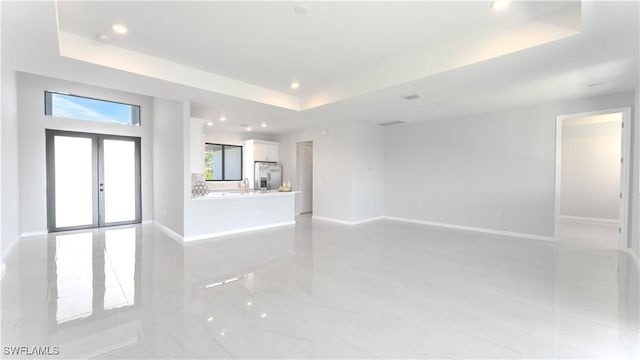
[45,91,141,126]
[205,143,243,181]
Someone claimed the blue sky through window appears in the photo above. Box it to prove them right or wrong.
[48,92,139,125]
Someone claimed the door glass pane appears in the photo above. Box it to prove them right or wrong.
[54,136,94,228]
[224,146,242,180]
[103,139,136,223]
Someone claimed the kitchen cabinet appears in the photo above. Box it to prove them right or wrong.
[243,139,279,189]
[190,119,205,174]
[254,142,279,162]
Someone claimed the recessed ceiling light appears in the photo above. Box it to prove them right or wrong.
[219,116,227,122]
[246,126,252,132]
[207,121,213,126]
[112,23,128,35]
[490,0,510,10]
[290,81,300,90]
[294,4,307,14]
[261,122,267,128]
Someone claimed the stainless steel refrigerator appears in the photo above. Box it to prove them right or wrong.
[254,162,282,190]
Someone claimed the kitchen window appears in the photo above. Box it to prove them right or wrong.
[205,143,243,181]
[45,91,141,126]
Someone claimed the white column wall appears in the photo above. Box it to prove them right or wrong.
[1,69,19,258]
[152,98,186,236]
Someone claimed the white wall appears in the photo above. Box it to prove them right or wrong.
[351,123,384,222]
[277,122,384,223]
[313,124,356,222]
[1,69,19,255]
[561,115,621,220]
[153,98,185,235]
[278,124,352,222]
[16,73,154,234]
[384,92,635,238]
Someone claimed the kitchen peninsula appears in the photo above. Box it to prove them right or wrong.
[184,190,298,241]
[184,123,298,241]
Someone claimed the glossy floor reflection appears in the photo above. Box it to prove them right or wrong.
[2,216,639,359]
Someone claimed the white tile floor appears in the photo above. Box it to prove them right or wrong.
[1,216,638,359]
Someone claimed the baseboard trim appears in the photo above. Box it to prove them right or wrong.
[624,248,640,269]
[352,216,385,225]
[141,220,153,225]
[152,221,184,242]
[183,221,296,242]
[21,231,48,238]
[311,216,352,225]
[312,216,384,226]
[382,216,555,242]
[560,215,618,226]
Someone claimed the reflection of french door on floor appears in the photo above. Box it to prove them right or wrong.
[46,130,141,232]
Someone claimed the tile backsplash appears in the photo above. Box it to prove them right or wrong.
[191,173,244,191]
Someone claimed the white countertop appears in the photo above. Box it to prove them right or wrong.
[192,190,299,200]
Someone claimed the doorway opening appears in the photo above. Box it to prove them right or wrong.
[46,130,141,232]
[554,108,631,249]
[296,141,313,215]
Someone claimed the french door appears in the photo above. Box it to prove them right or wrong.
[46,130,141,232]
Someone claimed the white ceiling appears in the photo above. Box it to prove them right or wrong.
[1,1,638,134]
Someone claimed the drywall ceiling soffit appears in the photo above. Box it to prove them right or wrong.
[54,1,582,112]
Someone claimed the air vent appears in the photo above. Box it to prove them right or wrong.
[403,94,420,100]
[378,120,407,127]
